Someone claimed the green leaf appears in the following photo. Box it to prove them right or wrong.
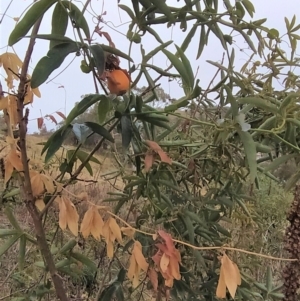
[197,25,206,59]
[100,44,133,62]
[264,154,298,172]
[0,229,20,238]
[89,44,105,76]
[149,0,175,22]
[175,45,194,88]
[8,0,58,46]
[238,130,257,183]
[18,235,26,270]
[238,97,279,115]
[267,28,280,39]
[269,292,285,299]
[179,213,195,244]
[59,239,77,254]
[67,149,100,175]
[28,34,73,44]
[61,1,90,39]
[121,116,133,150]
[162,48,191,92]
[0,235,20,257]
[266,266,273,293]
[142,64,180,77]
[143,41,173,63]
[241,0,255,17]
[84,122,114,143]
[65,94,106,126]
[98,96,112,124]
[70,252,97,272]
[3,188,20,199]
[4,206,22,231]
[42,125,73,163]
[118,4,135,20]
[98,282,120,301]
[31,41,79,88]
[50,3,69,48]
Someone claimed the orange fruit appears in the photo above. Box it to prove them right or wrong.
[106,69,130,95]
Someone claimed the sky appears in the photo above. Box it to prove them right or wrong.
[0,0,300,133]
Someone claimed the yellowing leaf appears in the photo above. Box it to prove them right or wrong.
[30,172,55,197]
[160,253,170,273]
[0,52,23,89]
[56,196,79,236]
[31,171,44,196]
[121,226,135,239]
[4,149,23,183]
[35,199,45,211]
[128,241,149,288]
[80,206,104,240]
[216,265,226,298]
[216,254,241,299]
[145,140,172,165]
[132,241,149,272]
[108,217,123,244]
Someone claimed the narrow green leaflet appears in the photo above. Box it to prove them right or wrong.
[50,2,69,48]
[149,0,175,22]
[18,235,26,270]
[238,129,257,183]
[238,97,279,115]
[162,48,191,93]
[8,0,58,46]
[197,25,206,59]
[28,34,73,44]
[98,96,112,124]
[100,44,133,62]
[118,4,135,20]
[70,252,97,272]
[84,122,115,143]
[121,116,133,150]
[41,125,73,162]
[0,235,21,257]
[61,1,90,39]
[31,41,79,88]
[264,154,298,172]
[89,44,105,76]
[65,94,107,126]
[142,63,180,77]
[5,206,22,231]
[175,45,194,88]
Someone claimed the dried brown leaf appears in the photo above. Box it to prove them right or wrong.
[108,217,123,244]
[37,117,44,129]
[56,111,66,120]
[132,241,149,272]
[216,265,226,298]
[80,207,94,238]
[160,253,170,273]
[144,151,155,172]
[148,268,158,291]
[121,226,135,238]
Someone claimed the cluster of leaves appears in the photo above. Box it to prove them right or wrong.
[2,0,300,300]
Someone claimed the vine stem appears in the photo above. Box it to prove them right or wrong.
[15,16,69,301]
[105,211,297,262]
